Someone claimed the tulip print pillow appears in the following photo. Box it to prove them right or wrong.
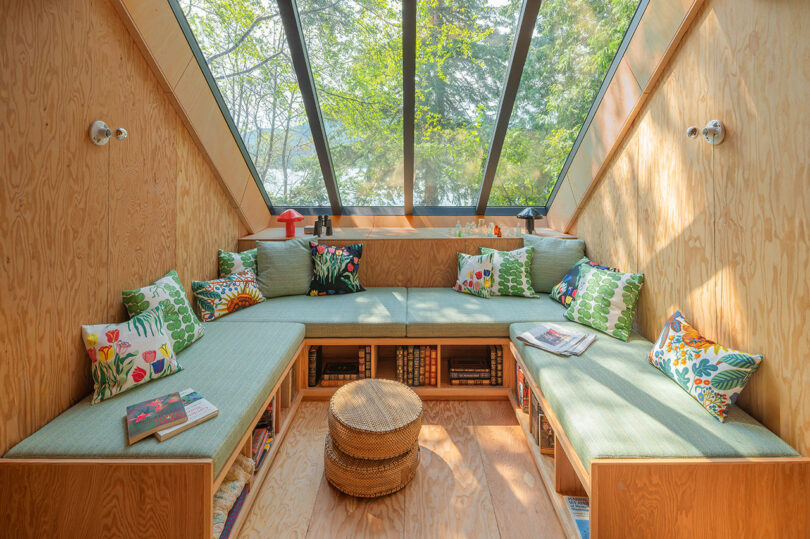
[122,269,204,355]
[453,252,494,298]
[192,270,265,321]
[649,311,762,422]
[82,305,182,404]
[308,242,365,295]
[218,248,257,278]
[479,246,537,298]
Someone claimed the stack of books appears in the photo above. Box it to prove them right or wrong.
[320,362,359,387]
[358,345,371,379]
[125,388,218,445]
[488,345,504,385]
[448,357,490,385]
[516,323,596,356]
[396,346,437,386]
[307,346,321,387]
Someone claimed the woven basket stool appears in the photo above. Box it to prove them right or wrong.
[324,432,420,498]
[328,378,423,460]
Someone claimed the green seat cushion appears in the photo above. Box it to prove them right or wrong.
[509,322,798,469]
[6,323,305,477]
[215,287,407,337]
[256,237,315,298]
[523,235,586,293]
[407,288,567,337]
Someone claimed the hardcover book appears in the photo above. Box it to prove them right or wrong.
[540,413,555,455]
[156,388,218,442]
[125,392,187,445]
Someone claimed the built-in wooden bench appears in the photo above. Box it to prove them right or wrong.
[509,322,810,538]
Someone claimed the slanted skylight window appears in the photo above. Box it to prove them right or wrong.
[172,0,645,215]
[490,0,640,207]
[414,0,520,207]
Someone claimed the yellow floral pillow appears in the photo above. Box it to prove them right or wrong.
[82,305,182,404]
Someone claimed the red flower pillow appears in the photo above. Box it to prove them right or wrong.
[308,242,365,296]
[81,305,181,404]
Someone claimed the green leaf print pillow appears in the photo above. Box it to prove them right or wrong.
[122,270,204,354]
[218,248,257,278]
[480,247,538,298]
[564,265,644,341]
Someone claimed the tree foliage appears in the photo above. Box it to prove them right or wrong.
[182,0,638,208]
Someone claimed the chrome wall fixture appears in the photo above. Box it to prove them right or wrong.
[89,120,128,146]
[686,120,725,145]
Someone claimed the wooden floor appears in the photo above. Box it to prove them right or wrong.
[239,400,565,539]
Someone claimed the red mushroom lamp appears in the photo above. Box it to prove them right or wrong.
[278,209,304,238]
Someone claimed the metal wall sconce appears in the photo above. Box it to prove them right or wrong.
[89,121,128,146]
[686,120,725,145]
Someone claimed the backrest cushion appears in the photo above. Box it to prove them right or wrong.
[218,248,257,278]
[122,269,205,354]
[82,305,182,404]
[480,246,538,298]
[256,237,315,298]
[453,252,494,298]
[523,235,586,293]
[564,265,643,341]
[192,270,265,321]
[308,242,365,296]
[649,311,763,422]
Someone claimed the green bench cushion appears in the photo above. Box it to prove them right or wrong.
[510,322,798,469]
[406,288,567,337]
[215,287,407,337]
[6,322,305,477]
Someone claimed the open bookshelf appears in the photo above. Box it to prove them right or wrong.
[300,339,513,400]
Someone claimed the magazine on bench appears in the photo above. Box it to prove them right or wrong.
[516,323,595,357]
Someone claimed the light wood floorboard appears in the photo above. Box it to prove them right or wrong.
[240,400,564,539]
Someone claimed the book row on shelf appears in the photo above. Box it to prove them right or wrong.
[396,345,437,386]
[444,345,504,386]
[308,346,371,387]
[516,362,589,539]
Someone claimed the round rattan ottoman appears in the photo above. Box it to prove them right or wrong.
[325,378,423,497]
[328,378,423,460]
[324,433,420,498]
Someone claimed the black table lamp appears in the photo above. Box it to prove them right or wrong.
[517,207,541,235]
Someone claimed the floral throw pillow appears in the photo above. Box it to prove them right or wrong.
[308,242,365,296]
[122,270,204,355]
[82,305,182,404]
[480,247,537,298]
[453,252,494,298]
[218,248,257,278]
[649,311,762,422]
[550,258,618,307]
[564,265,643,341]
[192,270,265,322]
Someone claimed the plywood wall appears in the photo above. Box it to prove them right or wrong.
[569,0,810,455]
[0,0,240,455]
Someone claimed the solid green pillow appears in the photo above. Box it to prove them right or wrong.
[256,237,315,298]
[523,235,586,293]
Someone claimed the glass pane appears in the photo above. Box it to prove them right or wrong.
[490,0,641,207]
[415,0,521,206]
[298,0,404,206]
[181,0,329,206]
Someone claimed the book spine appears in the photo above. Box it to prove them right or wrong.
[450,379,491,385]
[523,383,530,414]
[539,413,555,455]
[497,346,503,386]
[431,348,437,386]
[366,346,371,378]
[490,345,497,385]
[308,346,318,387]
[321,373,359,381]
[449,372,491,380]
[407,346,414,386]
[358,346,366,379]
[396,346,403,383]
[320,379,354,387]
[420,346,426,386]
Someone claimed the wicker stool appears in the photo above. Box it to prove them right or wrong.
[325,378,423,497]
